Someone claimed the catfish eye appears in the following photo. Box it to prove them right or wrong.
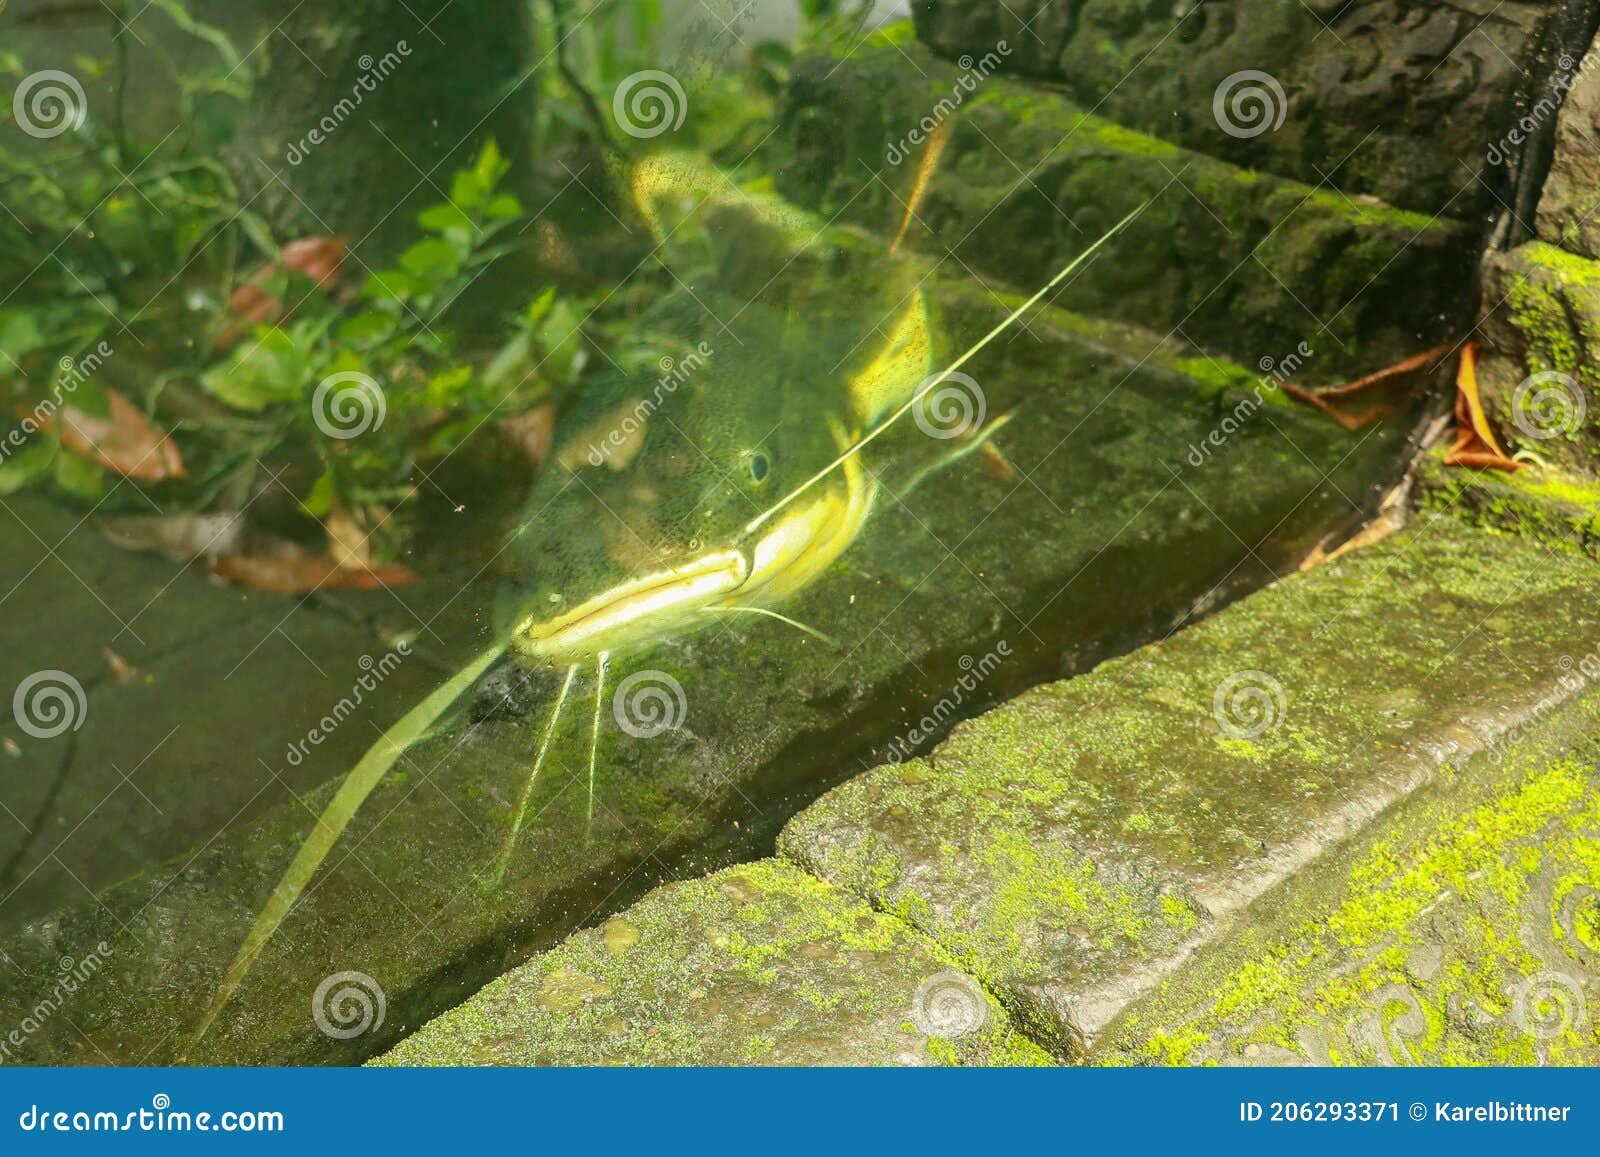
[746,451,771,485]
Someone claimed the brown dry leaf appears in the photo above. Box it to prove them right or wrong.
[216,235,349,349]
[55,388,185,481]
[211,546,416,593]
[1279,344,1454,431]
[1443,340,1522,472]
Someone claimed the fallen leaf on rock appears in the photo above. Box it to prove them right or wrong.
[1443,340,1522,472]
[211,545,416,593]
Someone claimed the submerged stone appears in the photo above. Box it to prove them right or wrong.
[773,29,1474,381]
[371,860,1050,1066]
[779,519,1600,1056]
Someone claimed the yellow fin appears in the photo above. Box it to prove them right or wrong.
[847,289,932,427]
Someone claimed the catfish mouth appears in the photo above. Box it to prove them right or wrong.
[513,548,750,662]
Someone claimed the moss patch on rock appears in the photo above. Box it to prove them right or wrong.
[773,28,1475,378]
[373,859,1051,1066]
[1477,242,1600,476]
[779,520,1600,1057]
[1415,443,1600,558]
[1100,691,1600,1067]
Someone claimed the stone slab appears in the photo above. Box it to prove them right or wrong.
[910,0,1580,217]
[774,27,1475,380]
[779,518,1600,1056]
[372,859,1050,1066]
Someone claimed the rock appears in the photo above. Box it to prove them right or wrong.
[1100,688,1600,1066]
[371,860,1050,1066]
[1476,241,1600,474]
[1415,443,1600,555]
[774,27,1474,380]
[1538,29,1600,260]
[778,519,1600,1056]
[910,1,1585,217]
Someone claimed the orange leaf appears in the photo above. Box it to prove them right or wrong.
[280,235,347,288]
[54,388,185,481]
[1443,341,1522,472]
[215,235,348,349]
[210,546,417,593]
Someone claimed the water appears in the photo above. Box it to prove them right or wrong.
[0,1,1434,1064]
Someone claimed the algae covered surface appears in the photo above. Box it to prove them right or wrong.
[374,859,1049,1067]
[780,520,1600,1056]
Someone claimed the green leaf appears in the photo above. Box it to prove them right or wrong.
[361,270,423,303]
[0,311,47,362]
[449,169,484,210]
[424,365,474,407]
[336,311,397,348]
[473,139,507,192]
[0,438,57,494]
[399,238,461,282]
[199,327,311,410]
[484,194,522,220]
[53,446,107,500]
[300,468,334,518]
[418,203,475,234]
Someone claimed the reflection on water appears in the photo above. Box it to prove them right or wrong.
[0,2,1429,1065]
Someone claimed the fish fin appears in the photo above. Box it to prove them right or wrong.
[847,290,933,428]
[495,663,579,881]
[889,117,953,257]
[193,641,508,1049]
[744,198,1153,536]
[893,410,1017,496]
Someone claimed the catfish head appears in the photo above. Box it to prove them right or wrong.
[496,295,894,665]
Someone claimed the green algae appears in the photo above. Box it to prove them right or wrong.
[372,859,1053,1067]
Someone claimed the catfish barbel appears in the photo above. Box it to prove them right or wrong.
[193,150,1146,1043]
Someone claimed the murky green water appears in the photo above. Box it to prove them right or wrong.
[0,2,1445,1063]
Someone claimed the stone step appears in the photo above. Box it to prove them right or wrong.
[1098,680,1600,1065]
[910,0,1580,219]
[372,859,1050,1066]
[1415,443,1600,559]
[778,514,1600,1057]
[365,475,1600,1067]
[772,25,1475,380]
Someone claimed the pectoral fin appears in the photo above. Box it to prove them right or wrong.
[847,290,933,428]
